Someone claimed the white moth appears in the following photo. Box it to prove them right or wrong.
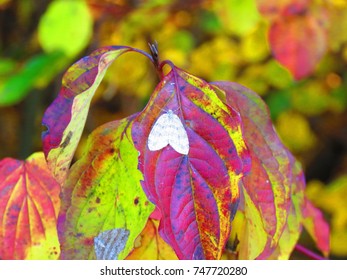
[147,110,189,155]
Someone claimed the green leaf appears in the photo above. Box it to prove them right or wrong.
[266,89,292,120]
[0,52,66,106]
[0,58,16,76]
[38,0,93,57]
[215,0,261,36]
[59,117,155,260]
[199,10,223,34]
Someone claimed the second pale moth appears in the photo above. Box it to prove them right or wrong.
[147,110,189,155]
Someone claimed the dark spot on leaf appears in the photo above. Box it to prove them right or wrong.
[41,124,49,136]
[134,197,139,205]
[206,193,213,199]
[96,197,101,203]
[84,237,94,246]
[109,148,115,154]
[60,131,73,148]
[145,201,149,206]
[228,234,240,252]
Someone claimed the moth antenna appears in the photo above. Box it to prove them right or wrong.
[148,41,159,68]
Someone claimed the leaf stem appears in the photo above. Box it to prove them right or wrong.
[294,244,327,260]
[131,47,155,64]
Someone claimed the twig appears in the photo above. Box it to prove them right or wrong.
[294,244,327,260]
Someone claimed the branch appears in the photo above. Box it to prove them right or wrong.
[294,244,327,260]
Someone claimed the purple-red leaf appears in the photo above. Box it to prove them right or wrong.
[132,66,250,259]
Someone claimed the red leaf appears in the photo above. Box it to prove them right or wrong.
[302,199,330,257]
[132,66,250,259]
[269,12,327,79]
[0,152,60,259]
[214,81,293,235]
[212,82,312,259]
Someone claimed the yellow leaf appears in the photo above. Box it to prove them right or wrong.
[276,111,317,152]
[126,219,178,260]
[241,22,269,63]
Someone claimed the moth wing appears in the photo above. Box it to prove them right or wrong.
[167,113,189,155]
[147,113,170,151]
[94,229,129,260]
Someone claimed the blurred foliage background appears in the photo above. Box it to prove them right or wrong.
[0,0,346,259]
